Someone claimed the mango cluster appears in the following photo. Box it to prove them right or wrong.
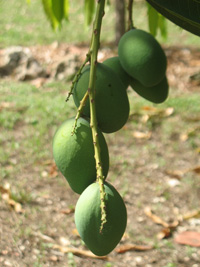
[52,28,169,256]
[105,28,169,103]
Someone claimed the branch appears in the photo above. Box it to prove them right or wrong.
[66,52,91,102]
[127,0,135,30]
[87,0,107,233]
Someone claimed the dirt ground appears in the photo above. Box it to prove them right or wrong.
[0,43,200,267]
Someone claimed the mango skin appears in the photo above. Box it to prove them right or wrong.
[130,76,169,104]
[103,56,131,89]
[75,182,127,256]
[52,117,109,194]
[73,63,130,133]
[118,29,167,87]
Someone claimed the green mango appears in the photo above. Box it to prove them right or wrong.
[130,75,169,103]
[118,29,167,87]
[103,56,131,89]
[73,63,130,133]
[52,117,109,194]
[75,182,127,256]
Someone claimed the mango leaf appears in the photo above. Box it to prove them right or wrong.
[158,13,167,39]
[42,0,59,30]
[84,0,95,26]
[146,0,200,36]
[147,3,167,38]
[64,0,69,21]
[147,3,159,36]
[52,0,64,22]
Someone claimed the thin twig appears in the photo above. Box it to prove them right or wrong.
[71,90,89,135]
[127,0,135,30]
[66,52,91,102]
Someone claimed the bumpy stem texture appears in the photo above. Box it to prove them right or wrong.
[66,52,91,102]
[87,0,107,233]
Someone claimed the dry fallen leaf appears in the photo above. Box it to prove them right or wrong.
[60,207,75,215]
[53,244,110,260]
[182,209,200,220]
[165,169,187,179]
[144,207,169,228]
[115,244,153,254]
[157,228,172,240]
[141,106,174,118]
[191,166,200,175]
[49,163,58,178]
[132,131,152,139]
[144,207,179,239]
[175,231,200,247]
[180,126,200,142]
[142,106,158,112]
[0,184,25,213]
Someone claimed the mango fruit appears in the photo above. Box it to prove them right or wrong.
[103,56,131,89]
[118,29,167,87]
[73,63,130,133]
[75,182,127,256]
[130,76,169,104]
[52,117,109,194]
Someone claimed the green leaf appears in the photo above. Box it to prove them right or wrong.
[52,0,64,22]
[158,14,167,39]
[146,0,200,36]
[64,0,69,21]
[42,0,59,30]
[84,0,96,26]
[147,3,159,36]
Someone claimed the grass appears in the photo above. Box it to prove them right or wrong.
[0,79,76,186]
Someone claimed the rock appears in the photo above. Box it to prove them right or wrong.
[16,57,47,81]
[54,54,80,81]
[0,46,47,80]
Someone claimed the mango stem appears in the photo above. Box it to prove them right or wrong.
[87,0,107,232]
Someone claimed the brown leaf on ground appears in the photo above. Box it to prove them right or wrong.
[182,210,200,220]
[115,244,153,254]
[48,162,58,178]
[0,184,25,213]
[144,207,169,228]
[141,106,174,118]
[144,207,179,239]
[157,228,172,240]
[72,228,80,236]
[53,244,110,260]
[165,165,200,179]
[175,231,200,247]
[180,126,200,142]
[191,166,200,175]
[132,131,152,139]
[165,169,188,179]
[60,207,75,215]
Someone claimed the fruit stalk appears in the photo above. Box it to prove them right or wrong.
[66,52,91,102]
[127,0,134,30]
[87,0,107,232]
